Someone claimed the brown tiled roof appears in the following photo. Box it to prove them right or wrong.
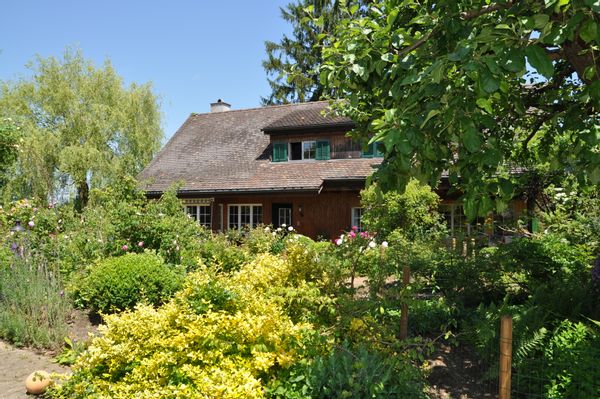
[139,101,378,194]
[262,101,354,133]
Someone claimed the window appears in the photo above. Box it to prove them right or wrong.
[186,205,212,228]
[351,207,364,231]
[273,140,330,161]
[228,204,262,230]
[440,204,486,236]
[291,141,317,160]
[361,142,385,158]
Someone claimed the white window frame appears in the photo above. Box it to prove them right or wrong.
[228,204,263,231]
[289,140,317,161]
[351,207,364,231]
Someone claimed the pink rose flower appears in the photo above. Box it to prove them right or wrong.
[138,241,144,247]
[122,245,129,251]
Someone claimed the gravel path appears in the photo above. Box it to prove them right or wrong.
[0,341,69,399]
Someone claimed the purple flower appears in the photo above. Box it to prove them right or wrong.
[28,220,35,228]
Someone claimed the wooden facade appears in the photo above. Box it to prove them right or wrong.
[182,190,362,239]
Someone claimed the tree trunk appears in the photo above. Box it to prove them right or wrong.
[76,180,89,211]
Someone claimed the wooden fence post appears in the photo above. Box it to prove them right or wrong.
[399,266,410,340]
[499,315,513,399]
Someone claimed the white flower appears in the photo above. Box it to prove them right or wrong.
[281,224,287,228]
[264,227,270,232]
[381,241,388,248]
[368,241,376,249]
[28,220,35,228]
[287,226,293,231]
[276,227,282,232]
[335,238,343,245]
[272,232,276,236]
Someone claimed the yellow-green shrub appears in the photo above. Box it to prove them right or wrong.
[49,254,318,399]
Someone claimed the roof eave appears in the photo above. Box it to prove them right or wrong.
[262,122,355,135]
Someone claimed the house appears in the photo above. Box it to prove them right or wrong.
[138,100,382,239]
[139,99,525,240]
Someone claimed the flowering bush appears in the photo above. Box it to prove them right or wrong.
[334,226,392,296]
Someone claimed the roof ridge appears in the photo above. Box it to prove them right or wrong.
[190,100,331,117]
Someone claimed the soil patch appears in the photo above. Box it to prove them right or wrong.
[427,342,498,399]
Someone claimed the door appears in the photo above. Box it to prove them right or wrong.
[272,203,292,228]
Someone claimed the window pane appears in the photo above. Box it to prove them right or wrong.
[351,208,363,231]
[290,142,302,160]
[303,141,316,159]
[253,205,263,227]
[186,205,198,221]
[240,205,251,228]
[279,208,291,226]
[228,206,238,230]
[198,205,211,228]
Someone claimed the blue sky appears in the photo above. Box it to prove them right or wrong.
[0,0,291,141]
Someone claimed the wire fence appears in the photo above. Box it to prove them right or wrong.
[405,271,600,399]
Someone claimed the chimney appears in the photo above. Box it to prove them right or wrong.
[210,99,231,113]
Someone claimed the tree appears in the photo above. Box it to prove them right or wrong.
[0,48,162,207]
[321,0,600,219]
[262,0,364,104]
[0,118,20,189]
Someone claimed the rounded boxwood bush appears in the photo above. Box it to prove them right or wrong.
[74,252,184,314]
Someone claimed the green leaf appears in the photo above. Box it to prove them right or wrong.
[579,19,598,43]
[533,14,550,29]
[479,70,500,93]
[420,109,440,128]
[502,49,525,73]
[499,179,514,197]
[525,45,554,78]
[590,166,600,184]
[584,65,596,80]
[476,98,493,114]
[462,122,482,153]
[352,64,367,79]
[448,46,470,62]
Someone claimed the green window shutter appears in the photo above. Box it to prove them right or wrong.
[361,143,374,158]
[374,142,385,157]
[316,140,330,160]
[273,142,287,162]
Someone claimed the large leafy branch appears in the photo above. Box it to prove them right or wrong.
[322,0,600,218]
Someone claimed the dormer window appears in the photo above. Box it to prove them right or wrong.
[273,140,330,162]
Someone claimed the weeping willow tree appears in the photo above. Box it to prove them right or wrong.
[0,48,163,207]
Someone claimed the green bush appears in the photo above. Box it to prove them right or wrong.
[198,233,249,272]
[0,253,71,349]
[307,345,428,399]
[72,252,184,314]
[360,179,446,241]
